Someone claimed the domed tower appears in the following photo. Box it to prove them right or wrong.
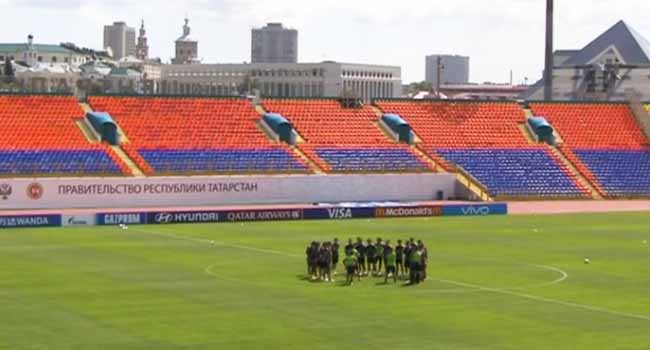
[136,20,149,60]
[172,17,198,64]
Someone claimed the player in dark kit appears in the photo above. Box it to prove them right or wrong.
[354,238,366,276]
[331,238,340,274]
[375,238,385,275]
[365,239,377,276]
[403,240,413,276]
[395,240,405,277]
[308,242,320,281]
[319,242,333,282]
[384,243,397,284]
[345,238,355,256]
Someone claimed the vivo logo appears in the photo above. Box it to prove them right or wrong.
[461,206,491,216]
[327,208,353,219]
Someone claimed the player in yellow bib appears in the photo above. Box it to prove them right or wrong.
[384,248,397,284]
[342,253,359,286]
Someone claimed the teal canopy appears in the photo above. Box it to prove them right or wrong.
[528,117,554,138]
[87,112,120,145]
[263,113,295,144]
[382,114,413,144]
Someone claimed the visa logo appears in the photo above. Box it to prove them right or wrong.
[328,208,353,219]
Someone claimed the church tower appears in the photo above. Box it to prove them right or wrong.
[172,17,198,64]
[136,20,149,60]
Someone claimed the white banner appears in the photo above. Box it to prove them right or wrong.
[0,174,456,210]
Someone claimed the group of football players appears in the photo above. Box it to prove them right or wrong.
[305,237,429,286]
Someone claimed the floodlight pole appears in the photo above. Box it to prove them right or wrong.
[543,0,554,100]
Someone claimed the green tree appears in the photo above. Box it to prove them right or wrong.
[4,57,15,84]
[407,81,433,94]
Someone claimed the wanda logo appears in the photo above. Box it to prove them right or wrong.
[26,183,44,200]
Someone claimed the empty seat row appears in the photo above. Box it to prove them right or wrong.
[574,149,650,196]
[0,149,123,176]
[437,148,589,198]
[313,147,430,172]
[138,148,308,174]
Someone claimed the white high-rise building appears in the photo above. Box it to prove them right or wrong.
[251,23,298,63]
[103,21,136,60]
[425,54,470,85]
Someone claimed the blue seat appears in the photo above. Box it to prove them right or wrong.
[437,148,585,197]
[138,148,308,173]
[575,149,650,196]
[0,149,121,175]
[315,148,428,172]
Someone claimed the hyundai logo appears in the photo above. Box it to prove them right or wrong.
[155,213,174,224]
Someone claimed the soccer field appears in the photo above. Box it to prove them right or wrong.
[1,213,649,350]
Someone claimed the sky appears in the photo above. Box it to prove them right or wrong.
[1,0,649,84]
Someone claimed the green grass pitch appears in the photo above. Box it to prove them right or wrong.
[1,212,650,350]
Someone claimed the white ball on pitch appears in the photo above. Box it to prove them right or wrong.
[584,258,590,264]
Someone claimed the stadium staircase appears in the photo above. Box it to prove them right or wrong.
[80,102,145,176]
[520,105,599,198]
[547,146,603,199]
[253,101,324,174]
[262,99,433,174]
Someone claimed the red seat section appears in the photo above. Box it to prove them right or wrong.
[88,96,308,175]
[262,99,433,173]
[529,103,647,149]
[376,100,529,148]
[0,95,129,176]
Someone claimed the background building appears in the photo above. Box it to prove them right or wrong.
[103,22,136,60]
[172,18,199,64]
[0,35,110,68]
[523,20,650,101]
[425,54,470,85]
[251,23,298,63]
[160,61,400,101]
[136,20,149,60]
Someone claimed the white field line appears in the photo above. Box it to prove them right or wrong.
[129,227,302,258]
[129,227,649,322]
[437,279,650,322]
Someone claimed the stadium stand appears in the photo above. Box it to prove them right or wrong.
[0,95,128,176]
[530,102,650,197]
[262,99,431,173]
[88,96,308,175]
[376,100,589,198]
